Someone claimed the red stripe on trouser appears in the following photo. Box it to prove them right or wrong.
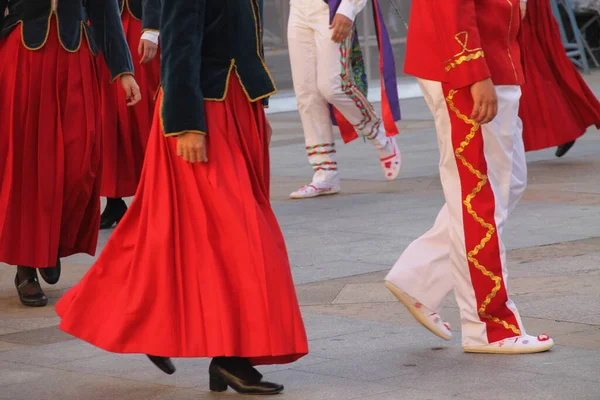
[442,85,522,343]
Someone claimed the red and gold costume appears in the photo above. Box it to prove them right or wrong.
[386,0,553,353]
[405,0,524,89]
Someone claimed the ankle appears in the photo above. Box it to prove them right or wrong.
[211,357,261,382]
[16,266,36,281]
[106,197,124,207]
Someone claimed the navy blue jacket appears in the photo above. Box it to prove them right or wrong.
[120,0,160,32]
[160,0,275,137]
[0,0,134,80]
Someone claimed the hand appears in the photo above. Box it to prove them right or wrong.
[470,78,498,125]
[138,39,158,64]
[520,1,527,19]
[176,132,207,163]
[120,75,142,106]
[330,13,353,43]
[266,119,273,146]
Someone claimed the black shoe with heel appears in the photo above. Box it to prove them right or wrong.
[39,257,61,285]
[15,271,48,307]
[146,355,176,375]
[100,198,128,230]
[556,140,576,158]
[209,357,283,395]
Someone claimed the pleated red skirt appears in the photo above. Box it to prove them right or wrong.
[98,11,161,198]
[57,75,309,365]
[519,0,600,152]
[0,18,101,268]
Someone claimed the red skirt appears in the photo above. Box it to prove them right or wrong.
[57,75,309,365]
[519,0,600,152]
[0,18,101,268]
[98,11,161,198]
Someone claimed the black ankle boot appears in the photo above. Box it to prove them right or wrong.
[39,256,61,285]
[209,357,283,395]
[100,198,128,230]
[146,355,176,375]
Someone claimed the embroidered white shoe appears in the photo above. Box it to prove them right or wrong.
[289,183,341,199]
[385,281,452,341]
[379,137,401,181]
[463,334,554,354]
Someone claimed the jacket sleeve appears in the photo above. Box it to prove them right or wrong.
[257,0,269,108]
[141,0,161,32]
[432,0,491,89]
[160,0,206,136]
[336,0,368,22]
[88,0,135,81]
[1,0,8,30]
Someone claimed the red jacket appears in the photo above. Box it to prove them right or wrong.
[404,0,524,89]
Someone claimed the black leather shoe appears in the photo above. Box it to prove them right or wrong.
[39,257,61,285]
[100,198,127,230]
[146,355,176,375]
[556,140,576,158]
[209,358,284,395]
[15,273,48,307]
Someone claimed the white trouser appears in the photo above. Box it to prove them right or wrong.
[386,79,527,347]
[288,0,388,184]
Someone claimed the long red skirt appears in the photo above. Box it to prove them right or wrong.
[98,12,161,198]
[0,18,101,268]
[519,0,600,152]
[57,75,309,365]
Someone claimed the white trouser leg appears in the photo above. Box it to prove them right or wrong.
[309,4,388,150]
[387,79,526,347]
[288,0,339,185]
[386,92,528,313]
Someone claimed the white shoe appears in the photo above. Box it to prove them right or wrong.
[385,281,452,341]
[379,137,401,181]
[463,334,554,354]
[289,183,341,199]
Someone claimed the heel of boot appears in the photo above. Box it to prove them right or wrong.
[209,375,228,392]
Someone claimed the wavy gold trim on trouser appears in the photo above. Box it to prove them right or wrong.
[445,89,521,336]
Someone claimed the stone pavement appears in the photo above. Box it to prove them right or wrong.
[1,72,600,400]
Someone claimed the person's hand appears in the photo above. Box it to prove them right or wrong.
[138,39,158,64]
[520,1,527,19]
[266,119,273,145]
[120,75,141,106]
[470,78,498,125]
[177,132,208,163]
[330,13,353,43]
